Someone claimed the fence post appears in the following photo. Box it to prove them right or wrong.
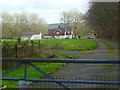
[15,43,18,58]
[38,40,41,52]
[15,38,21,58]
[17,38,21,45]
[31,40,34,55]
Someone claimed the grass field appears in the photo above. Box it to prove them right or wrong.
[2,39,97,88]
[34,39,97,51]
[2,53,76,88]
[2,39,97,51]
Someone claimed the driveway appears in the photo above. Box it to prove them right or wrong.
[31,39,119,88]
[48,39,118,78]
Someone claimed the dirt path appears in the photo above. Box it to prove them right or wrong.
[31,39,119,88]
[47,39,118,79]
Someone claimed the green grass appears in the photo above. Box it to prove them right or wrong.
[2,53,76,88]
[2,39,97,88]
[2,39,97,51]
[39,39,97,51]
[2,63,64,88]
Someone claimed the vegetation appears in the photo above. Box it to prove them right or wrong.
[2,39,41,58]
[2,53,75,88]
[2,39,97,54]
[40,39,97,51]
[2,12,48,38]
[2,39,97,68]
[59,8,94,38]
[85,2,118,40]
[2,39,96,88]
[2,39,96,73]
[2,39,96,66]
[60,8,83,28]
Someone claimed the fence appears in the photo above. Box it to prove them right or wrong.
[1,58,120,89]
[2,39,41,58]
[2,39,41,69]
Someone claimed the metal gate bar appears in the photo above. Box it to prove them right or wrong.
[1,63,23,77]
[1,58,120,89]
[29,62,70,89]
[2,58,120,64]
[2,78,120,85]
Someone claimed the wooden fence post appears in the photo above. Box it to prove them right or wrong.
[17,38,21,45]
[38,40,40,50]
[31,40,34,55]
[15,38,21,58]
[15,43,18,58]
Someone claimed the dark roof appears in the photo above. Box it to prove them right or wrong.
[48,28,72,33]
[21,32,40,36]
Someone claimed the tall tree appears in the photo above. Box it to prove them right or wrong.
[85,2,118,40]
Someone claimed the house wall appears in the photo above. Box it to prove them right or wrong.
[21,32,42,40]
[55,35,73,39]
[21,37,30,40]
[55,35,66,39]
[55,31,65,36]
[48,28,73,39]
[49,30,67,35]
[44,36,51,38]
[66,35,73,39]
[66,30,73,35]
[30,34,41,39]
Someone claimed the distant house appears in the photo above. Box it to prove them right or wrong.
[48,26,74,39]
[21,32,42,40]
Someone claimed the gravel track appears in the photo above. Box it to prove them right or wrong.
[31,39,119,88]
[49,39,118,78]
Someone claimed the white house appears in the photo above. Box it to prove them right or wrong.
[21,32,42,40]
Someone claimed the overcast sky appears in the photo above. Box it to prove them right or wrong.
[0,0,90,24]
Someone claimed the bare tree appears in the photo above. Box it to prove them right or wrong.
[60,8,92,37]
[2,12,48,38]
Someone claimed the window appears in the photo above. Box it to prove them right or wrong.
[56,32,60,34]
[67,31,70,33]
